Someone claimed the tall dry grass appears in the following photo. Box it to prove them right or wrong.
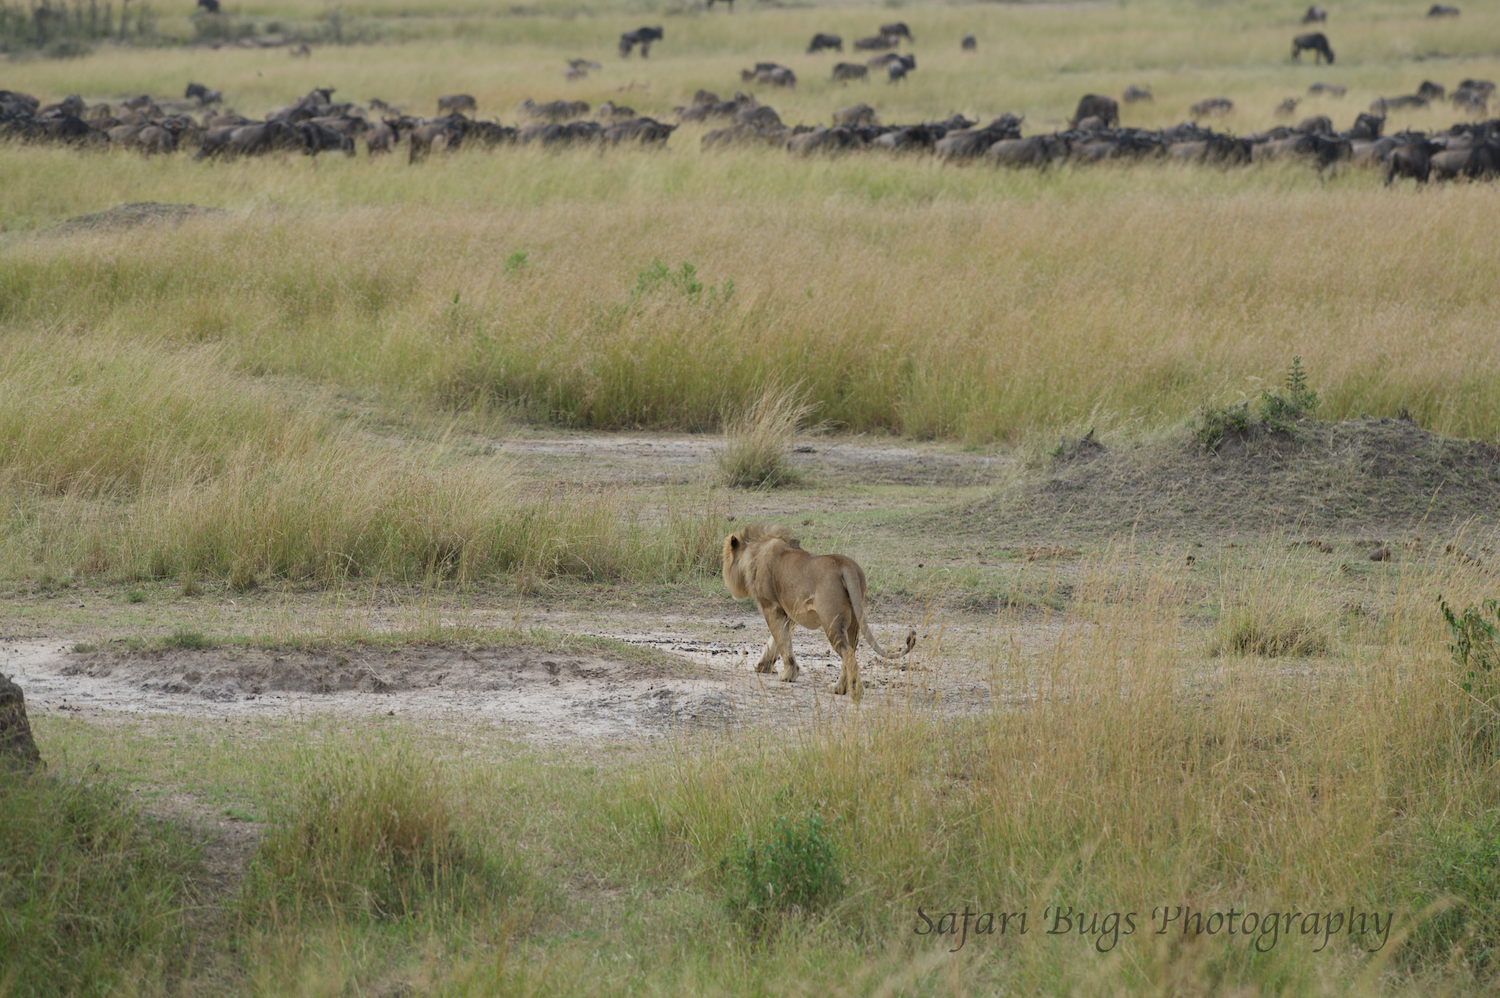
[4,185,1498,444]
[0,332,724,583]
[715,381,814,488]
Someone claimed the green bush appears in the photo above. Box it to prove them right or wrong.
[0,771,198,998]
[721,812,844,934]
[1439,597,1500,760]
[1410,810,1500,973]
[1190,401,1250,452]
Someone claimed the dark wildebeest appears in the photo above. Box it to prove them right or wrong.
[365,119,398,154]
[741,63,796,87]
[1302,5,1327,22]
[1276,97,1301,117]
[1123,84,1152,102]
[832,62,869,82]
[1308,82,1346,97]
[961,35,977,51]
[1427,4,1459,15]
[706,0,732,10]
[518,98,589,120]
[196,0,220,11]
[1071,94,1119,128]
[184,82,222,106]
[807,33,843,53]
[887,54,916,83]
[853,34,898,51]
[1294,113,1333,133]
[1346,112,1384,140]
[1292,32,1334,63]
[437,94,477,115]
[619,26,664,58]
[604,117,676,143]
[879,22,912,41]
[1190,97,1234,118]
[1416,80,1446,102]
[1386,137,1444,183]
[1371,94,1427,113]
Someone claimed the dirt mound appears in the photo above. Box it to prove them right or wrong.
[963,418,1500,539]
[54,202,223,234]
[61,642,677,702]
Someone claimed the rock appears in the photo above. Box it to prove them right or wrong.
[0,674,42,770]
[1369,546,1392,562]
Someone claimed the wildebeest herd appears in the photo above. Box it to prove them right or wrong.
[0,85,678,162]
[2,4,1497,185]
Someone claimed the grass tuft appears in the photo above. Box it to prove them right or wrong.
[716,383,814,489]
[1208,607,1331,658]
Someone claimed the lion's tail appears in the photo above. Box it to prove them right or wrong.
[840,565,916,661]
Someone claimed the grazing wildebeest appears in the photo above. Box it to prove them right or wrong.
[437,94,477,115]
[1346,112,1384,139]
[1190,97,1234,118]
[365,119,398,154]
[887,54,916,83]
[1371,94,1427,113]
[1308,82,1346,97]
[1427,3,1459,15]
[518,98,590,121]
[833,103,878,126]
[742,63,796,87]
[1294,113,1333,133]
[853,34,898,51]
[1302,5,1327,22]
[565,59,601,79]
[603,117,676,143]
[1386,137,1444,183]
[1123,84,1152,102]
[196,0,220,11]
[1417,80,1446,102]
[879,22,912,41]
[986,133,1069,168]
[1071,94,1119,127]
[619,26,663,58]
[961,35,977,51]
[832,62,869,82]
[1292,32,1334,63]
[807,33,843,53]
[706,0,732,10]
[1276,97,1301,117]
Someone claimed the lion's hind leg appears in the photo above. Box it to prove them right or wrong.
[826,614,862,703]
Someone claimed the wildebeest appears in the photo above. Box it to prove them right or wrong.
[1416,80,1446,102]
[807,33,842,53]
[437,94,477,115]
[879,22,912,41]
[1427,4,1459,15]
[603,117,676,143]
[1346,112,1384,139]
[1191,96,1235,118]
[1292,32,1334,63]
[1276,97,1301,117]
[985,133,1068,168]
[887,54,916,83]
[1123,84,1152,102]
[742,63,796,87]
[961,35,977,51]
[1371,94,1427,113]
[619,26,663,58]
[1386,137,1444,183]
[184,82,222,106]
[596,101,636,119]
[706,0,732,10]
[833,103,878,126]
[1294,113,1332,133]
[196,0,220,11]
[832,62,869,82]
[565,59,601,80]
[1308,82,1346,97]
[518,98,589,121]
[853,34,898,51]
[1302,5,1327,22]
[364,119,398,154]
[1071,94,1119,128]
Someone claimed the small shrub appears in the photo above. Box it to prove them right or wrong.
[716,384,814,489]
[631,259,735,308]
[1190,401,1250,452]
[1258,355,1321,438]
[1439,597,1500,758]
[503,251,529,275]
[164,629,211,650]
[179,573,202,597]
[1208,608,1330,657]
[721,812,844,934]
[1410,810,1500,972]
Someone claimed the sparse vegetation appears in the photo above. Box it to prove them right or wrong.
[721,811,844,934]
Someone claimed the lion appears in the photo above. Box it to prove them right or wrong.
[722,524,916,703]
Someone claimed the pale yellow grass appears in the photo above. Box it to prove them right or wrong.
[4,175,1497,441]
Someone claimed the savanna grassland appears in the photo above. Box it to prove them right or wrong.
[4,0,1500,995]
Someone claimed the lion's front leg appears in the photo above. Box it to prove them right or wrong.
[759,607,800,683]
[753,634,778,673]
